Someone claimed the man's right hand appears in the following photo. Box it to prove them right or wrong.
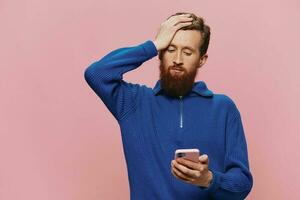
[153,14,193,51]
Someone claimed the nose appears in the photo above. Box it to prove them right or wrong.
[173,53,183,65]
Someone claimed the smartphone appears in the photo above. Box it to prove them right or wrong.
[175,149,200,163]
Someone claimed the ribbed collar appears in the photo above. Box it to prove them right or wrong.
[153,80,214,97]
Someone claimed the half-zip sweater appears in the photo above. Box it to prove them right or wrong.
[84,40,253,200]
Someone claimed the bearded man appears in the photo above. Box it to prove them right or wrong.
[84,12,253,200]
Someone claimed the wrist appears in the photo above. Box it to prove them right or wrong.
[153,40,162,51]
[204,170,213,188]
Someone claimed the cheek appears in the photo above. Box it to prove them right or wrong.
[162,60,173,70]
[185,61,199,73]
[162,54,174,63]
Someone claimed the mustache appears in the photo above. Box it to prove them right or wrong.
[168,65,185,71]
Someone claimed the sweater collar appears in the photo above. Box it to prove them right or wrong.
[153,80,214,97]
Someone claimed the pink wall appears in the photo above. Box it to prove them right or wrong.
[1,0,299,199]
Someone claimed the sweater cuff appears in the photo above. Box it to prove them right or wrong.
[200,169,221,194]
[140,40,158,58]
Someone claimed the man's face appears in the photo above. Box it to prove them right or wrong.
[159,30,207,97]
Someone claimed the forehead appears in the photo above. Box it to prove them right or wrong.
[169,30,202,50]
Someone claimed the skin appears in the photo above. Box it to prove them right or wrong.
[171,155,213,188]
[153,14,213,187]
[158,29,205,97]
[161,29,207,76]
[153,14,208,74]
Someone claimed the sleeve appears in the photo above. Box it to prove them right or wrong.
[84,40,158,121]
[202,109,253,200]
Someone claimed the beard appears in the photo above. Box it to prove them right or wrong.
[159,61,199,98]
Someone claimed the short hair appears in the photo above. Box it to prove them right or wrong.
[159,12,211,59]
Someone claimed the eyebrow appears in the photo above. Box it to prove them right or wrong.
[169,44,196,52]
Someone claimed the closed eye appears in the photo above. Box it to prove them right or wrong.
[167,49,192,56]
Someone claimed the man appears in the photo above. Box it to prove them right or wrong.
[84,12,253,200]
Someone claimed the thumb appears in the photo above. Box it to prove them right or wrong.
[199,154,209,164]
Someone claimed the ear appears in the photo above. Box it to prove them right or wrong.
[197,54,208,69]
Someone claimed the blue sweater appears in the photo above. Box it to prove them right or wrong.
[84,40,253,200]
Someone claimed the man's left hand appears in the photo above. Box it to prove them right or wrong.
[171,154,213,188]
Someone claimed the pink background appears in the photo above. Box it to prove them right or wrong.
[0,0,299,199]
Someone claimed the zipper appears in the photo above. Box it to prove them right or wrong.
[179,96,183,128]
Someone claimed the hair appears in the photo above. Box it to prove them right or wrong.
[159,12,211,59]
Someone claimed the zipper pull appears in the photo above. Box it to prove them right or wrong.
[179,96,183,128]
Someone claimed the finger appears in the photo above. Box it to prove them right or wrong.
[176,158,201,171]
[173,17,193,26]
[172,165,193,182]
[177,14,193,20]
[174,21,193,29]
[199,154,209,163]
[173,160,199,178]
[172,167,191,182]
[169,15,193,25]
[199,154,209,164]
[169,13,191,20]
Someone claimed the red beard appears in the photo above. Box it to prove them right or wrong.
[159,61,198,98]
